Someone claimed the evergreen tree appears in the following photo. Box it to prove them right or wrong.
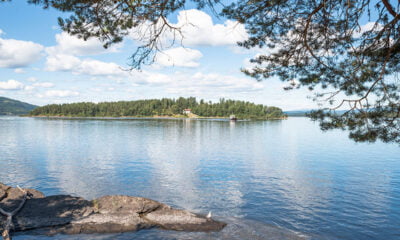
[29,98,286,119]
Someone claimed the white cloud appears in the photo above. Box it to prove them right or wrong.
[0,79,25,90]
[155,47,203,67]
[188,72,263,92]
[130,71,263,96]
[353,22,383,38]
[14,68,25,73]
[27,77,37,82]
[0,37,44,68]
[0,29,3,35]
[46,32,121,56]
[24,85,35,91]
[45,52,128,77]
[130,9,248,48]
[172,10,248,46]
[78,59,126,76]
[40,90,79,98]
[33,82,54,88]
[45,54,81,72]
[141,72,173,85]
[44,32,126,76]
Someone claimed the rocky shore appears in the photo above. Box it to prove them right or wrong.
[0,183,225,239]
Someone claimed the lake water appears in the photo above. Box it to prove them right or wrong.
[0,116,399,240]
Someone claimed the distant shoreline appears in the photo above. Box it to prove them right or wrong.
[26,115,288,121]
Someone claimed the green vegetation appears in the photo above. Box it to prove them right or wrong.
[0,97,37,115]
[29,97,285,119]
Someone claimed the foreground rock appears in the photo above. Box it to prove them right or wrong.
[0,183,225,237]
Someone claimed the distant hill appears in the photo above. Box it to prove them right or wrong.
[0,97,37,115]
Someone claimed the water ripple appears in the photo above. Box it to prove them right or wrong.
[1,116,399,239]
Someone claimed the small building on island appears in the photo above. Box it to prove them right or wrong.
[183,109,192,114]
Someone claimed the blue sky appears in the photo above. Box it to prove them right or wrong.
[0,1,319,110]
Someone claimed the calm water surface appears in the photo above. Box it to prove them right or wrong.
[0,116,399,240]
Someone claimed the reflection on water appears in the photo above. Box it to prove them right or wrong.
[1,116,399,240]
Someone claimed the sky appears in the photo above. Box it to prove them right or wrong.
[0,1,319,110]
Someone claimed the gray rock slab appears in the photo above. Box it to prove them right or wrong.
[0,183,226,237]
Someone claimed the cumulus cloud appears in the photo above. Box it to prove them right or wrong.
[24,85,35,91]
[188,72,263,92]
[130,9,248,48]
[39,90,79,98]
[44,31,127,76]
[46,32,121,56]
[0,79,25,90]
[130,71,263,96]
[14,68,25,73]
[27,77,38,82]
[172,10,248,46]
[155,47,203,67]
[33,82,54,88]
[45,53,128,77]
[0,37,44,68]
[45,54,81,72]
[78,59,126,76]
[0,79,54,92]
[140,72,174,85]
[353,22,383,38]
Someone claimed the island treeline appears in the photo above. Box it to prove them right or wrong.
[29,97,285,119]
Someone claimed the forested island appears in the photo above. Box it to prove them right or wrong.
[29,97,285,119]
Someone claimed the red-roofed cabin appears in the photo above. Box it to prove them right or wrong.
[183,109,192,114]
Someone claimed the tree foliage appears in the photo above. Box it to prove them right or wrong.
[2,0,399,143]
[29,97,285,119]
[222,0,400,143]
